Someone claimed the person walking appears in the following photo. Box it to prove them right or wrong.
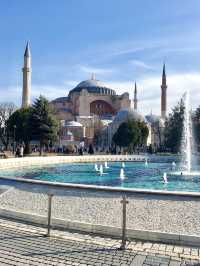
[20,145,24,157]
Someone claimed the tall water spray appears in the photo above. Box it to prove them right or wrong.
[181,90,192,173]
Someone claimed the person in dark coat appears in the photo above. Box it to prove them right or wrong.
[88,144,94,155]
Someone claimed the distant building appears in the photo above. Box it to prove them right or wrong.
[59,120,83,146]
[20,43,168,149]
[99,65,167,151]
[51,76,131,143]
[51,76,131,120]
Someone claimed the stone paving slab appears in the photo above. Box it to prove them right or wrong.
[0,218,199,265]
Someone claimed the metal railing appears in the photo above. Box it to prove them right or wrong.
[0,175,200,249]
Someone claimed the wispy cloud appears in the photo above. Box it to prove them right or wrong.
[0,86,21,105]
[130,60,153,70]
[31,85,69,102]
[1,73,200,120]
[98,72,200,116]
[0,85,70,107]
[86,39,164,64]
[77,65,114,76]
[138,72,200,115]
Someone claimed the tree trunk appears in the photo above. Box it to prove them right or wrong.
[24,142,31,155]
[40,141,43,156]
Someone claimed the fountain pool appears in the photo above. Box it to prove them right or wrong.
[1,161,200,192]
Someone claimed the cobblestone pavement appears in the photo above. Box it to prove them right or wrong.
[0,218,199,265]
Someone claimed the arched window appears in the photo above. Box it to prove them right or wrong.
[90,100,115,116]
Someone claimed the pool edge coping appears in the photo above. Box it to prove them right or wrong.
[0,207,199,248]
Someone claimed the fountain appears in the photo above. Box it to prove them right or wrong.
[145,158,148,166]
[95,163,99,172]
[120,168,125,180]
[171,161,176,171]
[99,164,104,176]
[163,172,168,184]
[172,161,176,167]
[171,90,198,176]
[104,161,109,169]
[121,162,125,168]
[181,90,192,173]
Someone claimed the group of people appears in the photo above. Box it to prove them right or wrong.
[78,143,94,155]
[15,145,24,157]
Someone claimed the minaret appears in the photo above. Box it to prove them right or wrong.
[133,82,138,110]
[91,73,95,80]
[22,42,31,108]
[161,63,167,118]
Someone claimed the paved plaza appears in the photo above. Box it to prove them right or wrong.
[0,218,199,265]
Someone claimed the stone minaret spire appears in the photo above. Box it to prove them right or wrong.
[22,42,31,108]
[91,73,95,80]
[161,63,167,118]
[133,82,138,110]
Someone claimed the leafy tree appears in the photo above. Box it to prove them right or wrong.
[112,120,140,151]
[30,96,59,155]
[148,144,153,154]
[0,103,16,150]
[7,107,33,154]
[137,121,149,146]
[93,120,104,146]
[113,119,149,152]
[164,99,185,153]
[153,120,163,150]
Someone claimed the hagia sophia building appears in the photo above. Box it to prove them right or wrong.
[21,43,167,150]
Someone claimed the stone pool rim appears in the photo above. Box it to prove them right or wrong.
[0,155,200,247]
[1,173,200,199]
[0,155,199,197]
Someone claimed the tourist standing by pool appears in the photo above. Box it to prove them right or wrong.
[19,145,24,157]
[88,144,94,155]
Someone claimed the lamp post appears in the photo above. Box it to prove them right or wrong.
[13,125,16,154]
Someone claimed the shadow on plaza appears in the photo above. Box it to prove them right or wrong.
[0,217,127,258]
[23,246,121,257]
[0,228,123,258]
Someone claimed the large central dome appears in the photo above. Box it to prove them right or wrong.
[69,78,116,95]
[76,79,105,88]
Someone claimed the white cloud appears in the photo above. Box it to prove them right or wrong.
[0,86,21,106]
[1,72,200,118]
[138,72,200,115]
[31,85,68,101]
[77,65,114,77]
[87,39,165,64]
[0,84,70,107]
[103,72,200,116]
[130,60,153,70]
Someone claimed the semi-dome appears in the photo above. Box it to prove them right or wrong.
[145,114,160,124]
[114,108,144,123]
[52,97,69,103]
[69,78,116,95]
[145,114,165,127]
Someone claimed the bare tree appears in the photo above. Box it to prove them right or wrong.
[0,103,17,150]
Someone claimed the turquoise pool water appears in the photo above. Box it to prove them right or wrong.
[1,161,200,192]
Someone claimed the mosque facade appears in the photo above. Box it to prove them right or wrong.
[51,76,131,120]
[21,43,167,150]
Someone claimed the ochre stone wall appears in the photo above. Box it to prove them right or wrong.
[51,89,131,120]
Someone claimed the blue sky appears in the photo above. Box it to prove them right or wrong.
[1,0,200,115]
